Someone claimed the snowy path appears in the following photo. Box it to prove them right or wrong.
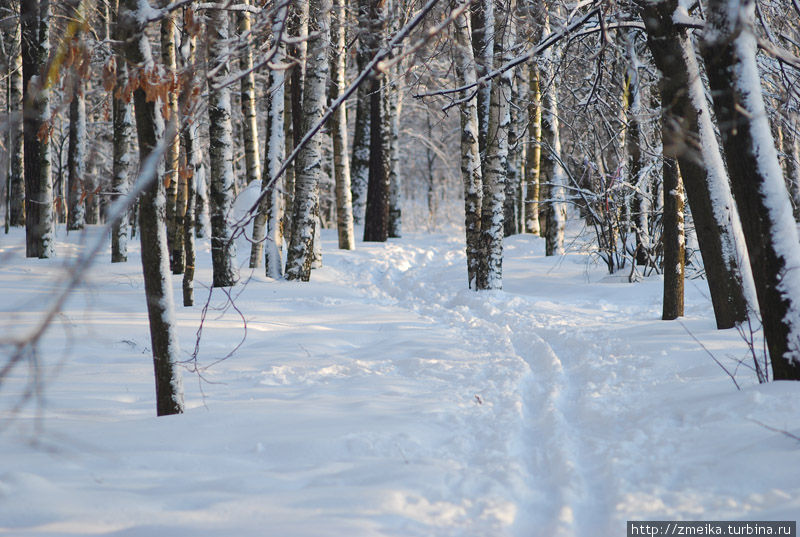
[1,227,800,536]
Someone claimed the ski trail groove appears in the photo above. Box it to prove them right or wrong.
[333,238,632,536]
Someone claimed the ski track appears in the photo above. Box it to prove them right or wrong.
[331,235,646,536]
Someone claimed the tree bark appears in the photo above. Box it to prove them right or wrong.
[179,15,202,305]
[662,156,685,320]
[470,0,493,159]
[111,0,133,263]
[285,0,331,281]
[66,73,86,231]
[504,69,523,237]
[539,9,565,256]
[5,4,25,228]
[117,0,184,415]
[476,0,515,290]
[362,0,389,243]
[160,12,182,272]
[350,0,372,225]
[453,0,483,288]
[524,63,541,236]
[330,0,355,249]
[251,2,288,275]
[238,0,261,187]
[701,0,800,379]
[21,0,55,258]
[207,6,237,288]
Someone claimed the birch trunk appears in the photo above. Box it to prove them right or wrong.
[66,74,86,231]
[453,1,483,288]
[476,0,514,290]
[702,0,800,379]
[180,19,201,305]
[207,6,237,288]
[161,13,182,272]
[470,0,493,158]
[539,10,565,256]
[504,68,523,237]
[350,0,372,225]
[238,0,261,187]
[285,0,330,281]
[111,1,133,263]
[117,0,184,415]
[330,0,355,249]
[524,63,541,235]
[6,6,25,228]
[251,2,288,276]
[385,61,402,238]
[21,0,54,258]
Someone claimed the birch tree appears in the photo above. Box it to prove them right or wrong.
[238,0,261,187]
[539,7,565,256]
[524,63,541,235]
[350,0,372,225]
[21,0,55,258]
[207,5,237,288]
[161,11,182,272]
[476,0,515,289]
[330,0,355,249]
[66,60,87,231]
[179,9,202,305]
[285,0,331,281]
[251,1,288,276]
[4,1,25,228]
[110,0,133,263]
[453,0,483,288]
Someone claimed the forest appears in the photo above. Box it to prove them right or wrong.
[1,0,800,533]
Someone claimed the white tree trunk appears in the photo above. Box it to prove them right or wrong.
[330,0,355,249]
[477,0,515,290]
[453,1,483,288]
[207,6,237,287]
[285,0,331,281]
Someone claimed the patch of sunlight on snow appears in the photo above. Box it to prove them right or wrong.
[383,491,469,526]
[381,491,516,528]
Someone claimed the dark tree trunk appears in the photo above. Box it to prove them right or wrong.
[21,0,54,258]
[639,0,750,329]
[363,78,389,242]
[702,0,800,379]
[117,0,184,416]
[662,156,685,320]
[111,0,133,263]
[350,0,372,225]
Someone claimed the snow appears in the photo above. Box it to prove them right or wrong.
[2,220,800,536]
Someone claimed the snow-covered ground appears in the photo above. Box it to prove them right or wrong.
[1,217,799,536]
